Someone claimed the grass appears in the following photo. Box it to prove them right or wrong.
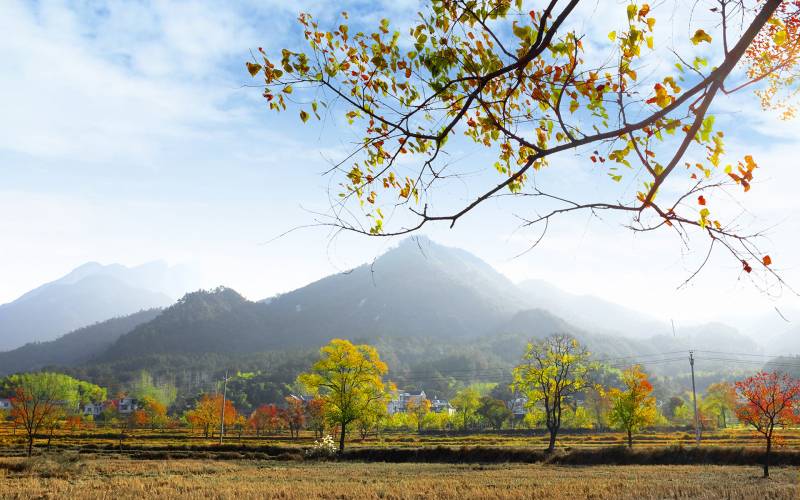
[1,455,798,499]
[0,423,791,454]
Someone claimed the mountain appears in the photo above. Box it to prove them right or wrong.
[0,309,161,376]
[516,279,670,338]
[0,261,196,350]
[260,236,527,346]
[97,237,528,360]
[100,287,277,359]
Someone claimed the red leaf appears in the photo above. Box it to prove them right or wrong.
[763,255,772,266]
[698,195,706,205]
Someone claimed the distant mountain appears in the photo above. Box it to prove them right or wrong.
[260,236,527,345]
[0,309,161,376]
[0,261,195,350]
[100,287,275,359]
[97,238,528,359]
[517,279,670,338]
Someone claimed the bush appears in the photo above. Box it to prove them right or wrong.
[305,435,337,459]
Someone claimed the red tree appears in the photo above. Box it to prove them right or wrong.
[284,396,306,439]
[248,404,283,436]
[735,371,800,478]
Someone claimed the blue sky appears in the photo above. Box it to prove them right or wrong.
[2,0,799,326]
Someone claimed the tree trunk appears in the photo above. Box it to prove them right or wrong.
[627,429,633,448]
[764,437,771,478]
[47,427,54,451]
[547,429,557,452]
[27,435,33,457]
[339,422,346,453]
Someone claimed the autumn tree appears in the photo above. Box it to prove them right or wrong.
[186,394,237,438]
[249,0,796,286]
[513,334,592,451]
[406,397,431,433]
[139,396,168,430]
[704,381,737,429]
[451,386,481,431]
[284,396,306,439]
[297,339,392,452]
[249,404,283,436]
[608,365,658,448]
[2,372,106,456]
[735,371,800,478]
[306,397,327,438]
[477,396,512,430]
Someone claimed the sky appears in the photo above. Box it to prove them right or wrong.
[2,0,799,328]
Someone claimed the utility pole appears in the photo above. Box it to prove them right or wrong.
[689,351,700,445]
[219,370,230,445]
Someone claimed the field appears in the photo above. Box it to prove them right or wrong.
[1,456,799,499]
[1,423,797,455]
[2,425,799,498]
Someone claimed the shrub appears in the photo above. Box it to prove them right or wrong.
[305,435,337,459]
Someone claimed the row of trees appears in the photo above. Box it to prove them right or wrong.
[295,336,800,477]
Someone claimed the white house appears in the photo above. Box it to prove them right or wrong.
[0,398,11,411]
[387,390,427,414]
[82,402,106,417]
[430,399,456,416]
[116,397,139,415]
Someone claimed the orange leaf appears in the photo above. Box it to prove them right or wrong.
[763,255,772,266]
[698,195,706,205]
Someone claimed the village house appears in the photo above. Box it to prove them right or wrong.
[115,397,139,415]
[0,398,11,411]
[82,401,106,417]
[430,398,456,416]
[387,390,427,415]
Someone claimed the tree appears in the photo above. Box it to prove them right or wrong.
[477,396,512,430]
[306,398,327,438]
[451,386,481,431]
[185,394,237,438]
[139,396,168,430]
[705,381,737,429]
[297,339,391,452]
[129,371,177,408]
[249,0,793,284]
[2,372,106,456]
[512,334,592,451]
[284,396,306,439]
[248,404,283,436]
[406,397,431,433]
[735,371,800,478]
[608,365,657,448]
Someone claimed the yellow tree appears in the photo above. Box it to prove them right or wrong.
[406,397,431,433]
[609,365,657,448]
[248,1,796,284]
[139,396,168,430]
[186,394,236,438]
[298,339,391,452]
[513,334,592,452]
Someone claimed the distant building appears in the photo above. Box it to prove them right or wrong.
[430,399,455,416]
[116,397,139,415]
[510,397,528,418]
[82,402,106,417]
[0,398,11,411]
[388,390,427,414]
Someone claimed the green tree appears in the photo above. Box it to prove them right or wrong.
[130,371,177,408]
[512,334,592,451]
[297,339,391,452]
[477,396,512,430]
[609,366,658,448]
[2,372,106,456]
[704,382,737,429]
[451,386,481,431]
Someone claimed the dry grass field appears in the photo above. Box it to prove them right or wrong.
[1,455,798,499]
[1,423,795,454]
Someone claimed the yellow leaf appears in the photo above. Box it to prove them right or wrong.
[608,31,616,42]
[691,29,712,45]
[300,110,309,123]
[246,62,262,77]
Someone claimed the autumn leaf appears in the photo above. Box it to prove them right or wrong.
[697,195,706,205]
[246,62,262,77]
[691,29,712,45]
[300,110,309,123]
[763,255,772,266]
